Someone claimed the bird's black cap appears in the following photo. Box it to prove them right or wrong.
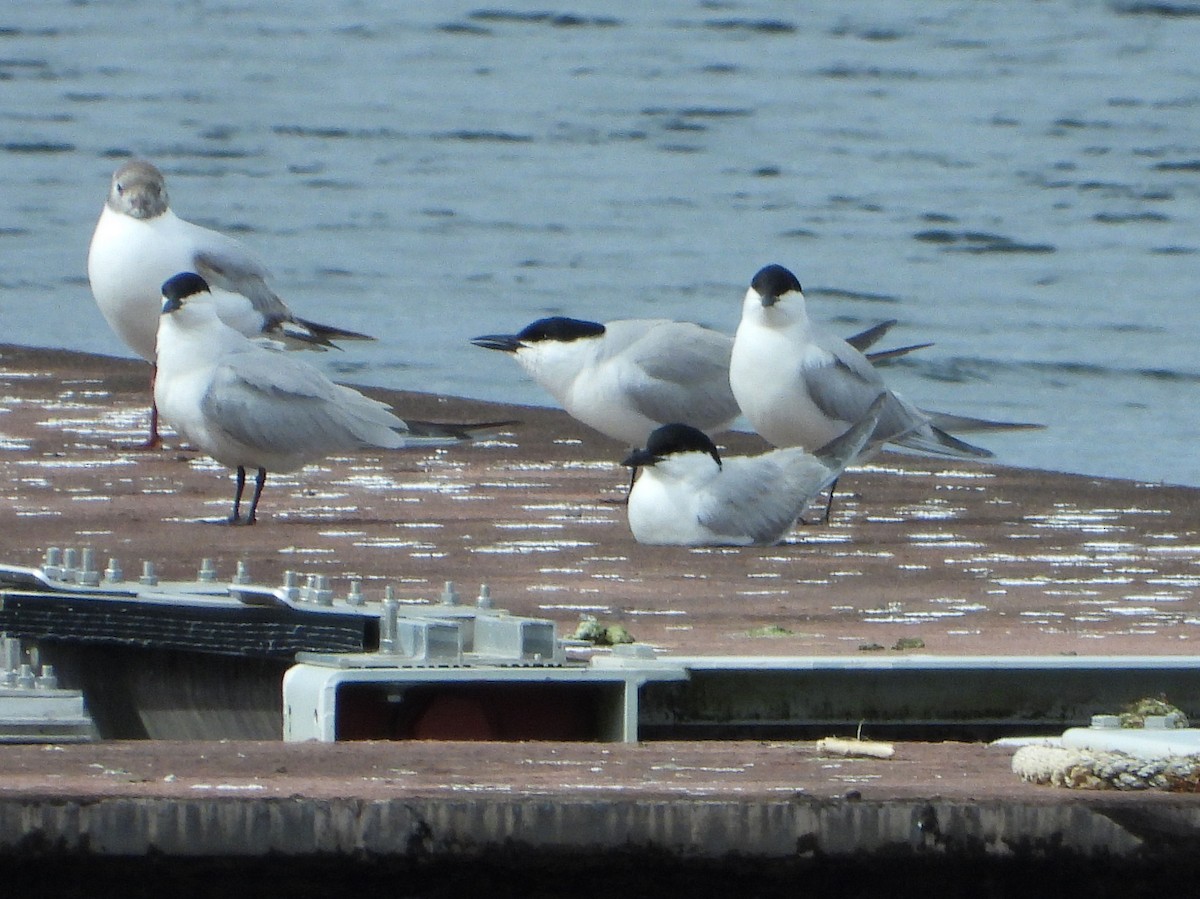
[750,264,802,305]
[622,422,722,469]
[472,316,606,352]
[517,316,606,343]
[160,272,211,313]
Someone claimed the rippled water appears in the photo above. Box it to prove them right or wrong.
[2,1,1198,485]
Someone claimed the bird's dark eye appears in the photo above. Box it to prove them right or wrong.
[115,182,125,195]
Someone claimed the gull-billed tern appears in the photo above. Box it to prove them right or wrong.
[154,272,497,524]
[620,395,886,546]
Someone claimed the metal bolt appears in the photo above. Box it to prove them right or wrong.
[78,548,100,587]
[441,581,460,606]
[380,596,400,653]
[314,574,333,606]
[35,665,57,691]
[17,664,35,690]
[197,558,218,582]
[281,570,300,602]
[233,561,252,586]
[347,579,365,606]
[1,637,20,673]
[477,584,493,609]
[43,547,63,580]
[104,557,124,583]
[1090,714,1121,729]
[62,548,79,583]
[139,561,159,587]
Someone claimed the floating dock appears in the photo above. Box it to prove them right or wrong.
[1,344,1199,885]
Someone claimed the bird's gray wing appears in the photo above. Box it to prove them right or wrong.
[192,233,291,327]
[844,320,897,352]
[804,335,887,423]
[200,351,391,458]
[804,334,994,458]
[697,453,828,544]
[621,326,739,429]
[806,334,931,442]
[923,409,1044,433]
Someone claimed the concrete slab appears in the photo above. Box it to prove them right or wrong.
[0,739,1196,862]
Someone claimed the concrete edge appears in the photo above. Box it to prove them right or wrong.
[3,795,1199,860]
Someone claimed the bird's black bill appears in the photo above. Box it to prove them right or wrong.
[470,334,522,352]
[621,448,659,469]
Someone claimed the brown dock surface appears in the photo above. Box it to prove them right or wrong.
[2,343,1197,659]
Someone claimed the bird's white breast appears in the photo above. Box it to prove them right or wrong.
[565,364,659,446]
[153,315,221,451]
[626,455,728,546]
[730,317,846,450]
[87,208,199,361]
[518,338,652,444]
[627,469,700,545]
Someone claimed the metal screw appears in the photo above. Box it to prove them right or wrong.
[197,558,218,582]
[233,561,252,586]
[43,547,63,580]
[314,574,333,606]
[347,579,365,606]
[441,581,460,606]
[281,571,300,602]
[380,596,400,653]
[62,548,79,583]
[17,664,35,690]
[35,665,57,691]
[139,561,159,587]
[477,584,493,609]
[78,548,100,587]
[104,557,124,583]
[1,637,20,673]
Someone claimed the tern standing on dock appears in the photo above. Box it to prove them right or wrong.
[730,264,993,459]
[154,272,479,525]
[472,316,741,446]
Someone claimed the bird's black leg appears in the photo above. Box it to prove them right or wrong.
[820,476,840,524]
[245,467,267,525]
[227,466,247,524]
[801,477,840,526]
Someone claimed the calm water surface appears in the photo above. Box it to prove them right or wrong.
[2,1,1198,485]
